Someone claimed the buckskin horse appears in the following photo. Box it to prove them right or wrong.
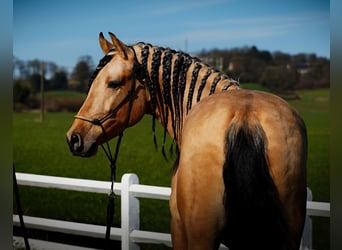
[66,32,307,250]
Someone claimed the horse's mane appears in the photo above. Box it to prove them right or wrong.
[135,42,236,155]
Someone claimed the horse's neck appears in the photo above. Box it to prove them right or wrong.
[133,44,238,144]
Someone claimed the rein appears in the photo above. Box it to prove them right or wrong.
[74,48,140,249]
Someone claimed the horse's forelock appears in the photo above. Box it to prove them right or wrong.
[87,50,116,91]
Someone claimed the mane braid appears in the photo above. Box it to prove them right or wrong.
[161,49,173,156]
[171,53,184,141]
[140,44,158,145]
[151,47,162,86]
[186,61,202,114]
[162,49,173,120]
[151,47,167,141]
[177,55,192,137]
[196,68,212,102]
[209,73,222,95]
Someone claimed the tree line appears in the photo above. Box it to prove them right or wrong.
[13,46,329,107]
[13,55,95,106]
[13,55,94,92]
[198,46,329,91]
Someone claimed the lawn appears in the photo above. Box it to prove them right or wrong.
[13,87,330,249]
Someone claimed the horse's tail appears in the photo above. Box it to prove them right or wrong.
[222,119,291,250]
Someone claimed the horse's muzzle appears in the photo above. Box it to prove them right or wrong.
[66,133,98,157]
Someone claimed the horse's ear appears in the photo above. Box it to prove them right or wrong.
[108,32,128,59]
[99,32,113,54]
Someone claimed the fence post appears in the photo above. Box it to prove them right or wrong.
[121,174,140,250]
[301,187,313,250]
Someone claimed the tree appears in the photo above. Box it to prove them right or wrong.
[13,80,31,103]
[292,53,308,67]
[44,62,59,79]
[296,57,330,89]
[27,59,41,75]
[50,70,68,90]
[30,73,43,92]
[259,66,298,91]
[273,51,292,66]
[13,56,30,80]
[71,55,94,92]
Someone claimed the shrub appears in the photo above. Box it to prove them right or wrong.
[13,80,31,103]
[259,66,298,92]
[45,97,84,112]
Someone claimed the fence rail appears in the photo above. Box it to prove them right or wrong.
[13,172,330,250]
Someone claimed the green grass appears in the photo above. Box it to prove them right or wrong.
[13,112,174,184]
[290,89,330,249]
[13,87,329,249]
[290,89,330,202]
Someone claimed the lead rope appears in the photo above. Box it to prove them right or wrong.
[100,115,130,250]
[99,125,123,250]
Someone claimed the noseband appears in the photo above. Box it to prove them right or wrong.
[74,91,133,126]
[73,47,141,249]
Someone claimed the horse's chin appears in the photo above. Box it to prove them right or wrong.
[73,142,99,158]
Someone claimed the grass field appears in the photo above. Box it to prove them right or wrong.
[13,87,329,249]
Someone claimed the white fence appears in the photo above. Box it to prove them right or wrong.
[13,172,330,250]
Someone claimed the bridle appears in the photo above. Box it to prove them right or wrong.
[74,61,138,180]
[74,49,141,126]
[73,47,141,249]
[74,91,134,126]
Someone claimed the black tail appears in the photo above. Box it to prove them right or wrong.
[222,120,291,250]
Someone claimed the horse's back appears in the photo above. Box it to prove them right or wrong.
[173,89,307,249]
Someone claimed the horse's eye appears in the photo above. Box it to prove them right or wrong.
[108,80,122,89]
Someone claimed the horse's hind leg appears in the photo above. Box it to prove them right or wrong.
[170,171,188,249]
[171,157,225,250]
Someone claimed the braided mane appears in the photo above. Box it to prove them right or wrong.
[135,43,239,153]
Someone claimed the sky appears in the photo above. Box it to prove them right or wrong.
[13,0,330,73]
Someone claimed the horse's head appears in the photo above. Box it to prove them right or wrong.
[66,32,149,157]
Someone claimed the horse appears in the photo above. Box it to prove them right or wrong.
[66,32,307,250]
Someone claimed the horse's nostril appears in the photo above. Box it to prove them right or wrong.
[68,133,83,153]
[71,134,80,144]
